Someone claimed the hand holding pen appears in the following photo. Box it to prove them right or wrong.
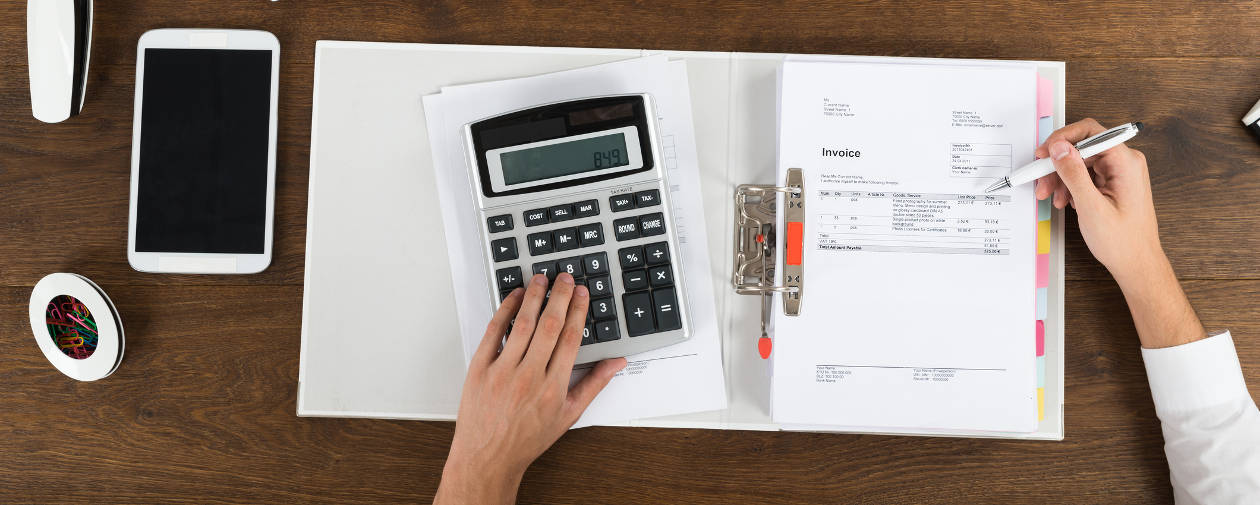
[986,121,1143,193]
[1026,119,1165,285]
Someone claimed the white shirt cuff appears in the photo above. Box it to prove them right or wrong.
[1141,331,1248,415]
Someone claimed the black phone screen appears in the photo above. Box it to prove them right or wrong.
[135,48,272,254]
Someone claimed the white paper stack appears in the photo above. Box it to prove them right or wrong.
[771,60,1040,434]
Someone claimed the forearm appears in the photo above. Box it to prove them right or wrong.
[1112,252,1207,349]
[433,457,522,505]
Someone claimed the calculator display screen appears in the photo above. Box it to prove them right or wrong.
[470,95,654,197]
[499,132,629,185]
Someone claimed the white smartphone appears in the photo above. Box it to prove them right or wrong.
[127,29,279,274]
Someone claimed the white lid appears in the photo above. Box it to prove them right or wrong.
[1244,97,1260,126]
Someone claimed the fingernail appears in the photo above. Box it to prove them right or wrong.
[575,285,589,298]
[532,274,547,286]
[1050,141,1071,160]
[559,273,574,285]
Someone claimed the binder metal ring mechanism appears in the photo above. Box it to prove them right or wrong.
[732,167,804,359]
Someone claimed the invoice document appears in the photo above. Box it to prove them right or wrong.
[772,61,1038,433]
[422,56,727,427]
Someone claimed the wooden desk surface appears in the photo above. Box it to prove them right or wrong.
[2,1,1258,503]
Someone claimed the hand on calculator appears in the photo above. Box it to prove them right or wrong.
[435,273,627,505]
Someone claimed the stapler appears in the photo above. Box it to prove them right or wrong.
[27,0,93,123]
[1244,97,1260,138]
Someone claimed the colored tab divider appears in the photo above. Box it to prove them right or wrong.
[1036,320,1045,357]
[1032,75,1054,424]
[1037,220,1051,254]
[1035,253,1049,288]
[1037,388,1045,421]
[1036,319,1046,421]
[1037,198,1051,221]
[1034,198,1051,422]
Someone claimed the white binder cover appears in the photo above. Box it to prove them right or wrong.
[298,41,1067,439]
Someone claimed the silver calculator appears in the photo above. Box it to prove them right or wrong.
[463,94,690,365]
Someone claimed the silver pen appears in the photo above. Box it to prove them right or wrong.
[985,122,1144,193]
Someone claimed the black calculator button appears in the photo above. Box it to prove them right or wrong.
[653,288,682,331]
[532,261,557,282]
[500,290,514,301]
[587,275,613,297]
[575,199,600,218]
[618,246,644,269]
[556,257,584,277]
[639,213,666,237]
[527,231,554,256]
[623,292,655,336]
[554,227,579,251]
[595,320,621,342]
[487,214,514,233]
[635,189,661,208]
[524,208,549,227]
[582,324,596,345]
[622,269,648,291]
[577,223,604,247]
[583,252,609,275]
[550,204,575,222]
[590,297,617,321]
[610,194,635,212]
[613,217,640,241]
[496,266,524,291]
[491,237,518,262]
[644,242,670,266]
[648,265,673,287]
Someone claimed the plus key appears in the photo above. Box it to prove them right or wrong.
[622,291,656,336]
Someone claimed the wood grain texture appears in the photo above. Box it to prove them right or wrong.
[2,0,1259,503]
[0,282,1256,504]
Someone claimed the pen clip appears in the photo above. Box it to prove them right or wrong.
[1074,123,1134,151]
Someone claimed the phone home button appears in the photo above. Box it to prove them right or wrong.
[157,256,238,274]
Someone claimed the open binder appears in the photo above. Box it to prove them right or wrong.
[298,42,1066,439]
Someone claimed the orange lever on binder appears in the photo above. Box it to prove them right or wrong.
[786,221,803,266]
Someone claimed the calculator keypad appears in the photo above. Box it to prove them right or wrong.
[619,242,677,336]
[483,185,685,351]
